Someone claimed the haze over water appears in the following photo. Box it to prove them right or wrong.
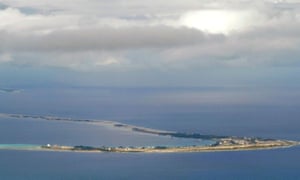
[0,87,300,179]
[1,0,300,178]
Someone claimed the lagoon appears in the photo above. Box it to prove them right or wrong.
[1,87,300,179]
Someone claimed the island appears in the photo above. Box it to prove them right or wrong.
[39,139,298,153]
[0,113,299,153]
[0,88,22,93]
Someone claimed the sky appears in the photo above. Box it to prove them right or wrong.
[0,0,300,87]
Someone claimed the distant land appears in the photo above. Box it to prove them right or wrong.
[0,88,22,93]
[0,113,299,153]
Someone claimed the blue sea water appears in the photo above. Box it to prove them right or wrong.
[0,117,213,147]
[0,87,300,179]
[0,146,300,180]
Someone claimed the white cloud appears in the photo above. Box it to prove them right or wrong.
[95,58,120,66]
[0,0,300,70]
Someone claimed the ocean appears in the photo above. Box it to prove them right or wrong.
[0,87,300,179]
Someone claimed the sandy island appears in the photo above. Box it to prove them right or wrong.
[38,139,299,153]
[0,113,299,153]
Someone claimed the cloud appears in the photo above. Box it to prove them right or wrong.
[0,0,300,70]
[0,7,221,51]
[0,26,217,52]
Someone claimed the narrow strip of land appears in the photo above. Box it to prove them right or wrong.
[0,140,298,153]
[0,113,299,153]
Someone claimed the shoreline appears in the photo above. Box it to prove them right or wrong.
[1,112,299,153]
[40,139,299,153]
[0,113,228,140]
[0,140,298,153]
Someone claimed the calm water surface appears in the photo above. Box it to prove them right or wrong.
[0,87,300,179]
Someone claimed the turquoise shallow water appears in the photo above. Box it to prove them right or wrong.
[0,144,41,150]
[1,87,300,179]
